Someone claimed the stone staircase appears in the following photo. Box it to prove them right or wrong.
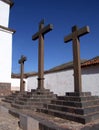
[11,89,56,110]
[2,91,25,103]
[37,92,99,124]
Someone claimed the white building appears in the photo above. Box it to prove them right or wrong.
[0,0,15,96]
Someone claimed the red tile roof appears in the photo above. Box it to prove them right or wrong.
[81,56,99,67]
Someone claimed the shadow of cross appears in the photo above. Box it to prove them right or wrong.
[64,25,90,92]
[19,55,27,92]
[32,19,53,90]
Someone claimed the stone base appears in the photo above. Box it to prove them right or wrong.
[11,89,56,110]
[0,82,11,96]
[38,92,99,124]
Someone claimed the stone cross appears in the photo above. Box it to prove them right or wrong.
[19,55,27,92]
[32,19,53,89]
[64,25,90,92]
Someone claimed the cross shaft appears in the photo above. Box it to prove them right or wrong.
[19,55,27,92]
[32,19,53,90]
[64,25,90,92]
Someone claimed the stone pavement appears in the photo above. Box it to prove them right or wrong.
[0,101,22,130]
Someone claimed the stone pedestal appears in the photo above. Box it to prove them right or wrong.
[38,92,99,124]
[6,89,56,110]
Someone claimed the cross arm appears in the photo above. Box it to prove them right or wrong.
[64,26,90,43]
[19,56,27,64]
[64,33,72,43]
[77,26,90,37]
[32,32,39,40]
[32,24,53,40]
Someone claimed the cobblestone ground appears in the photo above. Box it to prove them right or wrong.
[0,105,22,130]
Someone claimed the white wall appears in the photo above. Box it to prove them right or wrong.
[82,65,99,95]
[44,70,74,95]
[26,65,99,96]
[11,78,27,91]
[11,78,20,91]
[0,1,10,27]
[0,29,13,82]
[0,0,14,83]
[27,75,38,92]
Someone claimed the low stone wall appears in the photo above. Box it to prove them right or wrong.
[0,82,11,96]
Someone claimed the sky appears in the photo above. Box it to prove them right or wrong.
[9,0,99,73]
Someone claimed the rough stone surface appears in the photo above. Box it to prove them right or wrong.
[20,114,39,130]
[0,83,11,96]
[0,102,22,130]
[1,100,99,130]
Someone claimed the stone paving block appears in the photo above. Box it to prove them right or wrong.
[20,114,39,130]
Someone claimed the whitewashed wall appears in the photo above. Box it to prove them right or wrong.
[0,1,10,27]
[44,70,74,95]
[26,65,99,96]
[82,65,99,95]
[0,29,13,82]
[11,78,27,91]
[11,78,20,91]
[0,0,13,83]
[27,75,38,92]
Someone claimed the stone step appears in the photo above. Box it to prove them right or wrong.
[51,99,99,107]
[15,98,51,105]
[5,96,15,100]
[43,103,99,115]
[38,108,99,124]
[65,92,91,96]
[11,102,43,110]
[2,99,13,103]
[18,97,54,102]
[5,94,23,101]
[2,92,26,104]
[37,92,99,124]
[31,89,52,95]
[32,92,54,96]
[57,95,99,102]
[9,89,56,110]
[22,94,56,99]
[2,96,17,103]
[11,103,33,109]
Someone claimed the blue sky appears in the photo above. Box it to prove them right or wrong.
[9,0,99,73]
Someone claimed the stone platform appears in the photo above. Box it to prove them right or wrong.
[3,89,56,110]
[2,91,25,103]
[37,92,99,124]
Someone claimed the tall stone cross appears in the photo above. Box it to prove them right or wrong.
[19,55,27,92]
[64,25,90,92]
[32,19,53,90]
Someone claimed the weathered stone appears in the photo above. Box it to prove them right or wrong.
[19,55,27,92]
[38,92,99,124]
[64,25,90,92]
[0,83,11,96]
[32,19,53,89]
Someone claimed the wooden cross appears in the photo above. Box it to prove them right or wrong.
[64,25,90,92]
[19,55,27,92]
[32,19,53,90]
